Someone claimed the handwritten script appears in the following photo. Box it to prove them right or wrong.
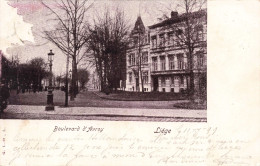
[1,125,255,166]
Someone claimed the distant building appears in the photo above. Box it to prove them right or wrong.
[89,70,101,91]
[126,10,207,95]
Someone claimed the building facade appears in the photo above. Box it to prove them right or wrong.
[126,16,151,92]
[126,10,207,94]
[89,69,101,91]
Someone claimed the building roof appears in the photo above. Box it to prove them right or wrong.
[131,16,146,35]
[148,9,207,29]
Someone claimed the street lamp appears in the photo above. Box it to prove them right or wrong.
[45,50,55,111]
[69,69,72,78]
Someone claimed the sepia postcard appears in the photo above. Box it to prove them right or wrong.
[0,0,259,165]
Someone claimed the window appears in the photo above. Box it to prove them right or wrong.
[197,54,204,68]
[152,57,158,71]
[177,54,184,69]
[129,39,134,47]
[196,24,204,41]
[151,36,157,48]
[131,54,135,65]
[128,55,131,66]
[168,32,174,46]
[176,29,183,46]
[159,34,165,47]
[160,56,166,71]
[180,76,184,84]
[141,37,144,45]
[134,37,138,46]
[176,29,183,36]
[161,77,166,86]
[142,34,148,45]
[183,56,188,69]
[142,52,148,64]
[174,76,180,86]
[129,72,132,83]
[142,71,148,84]
[148,32,150,44]
[136,54,140,65]
[129,54,135,65]
[198,30,203,41]
[128,54,136,66]
[169,55,175,70]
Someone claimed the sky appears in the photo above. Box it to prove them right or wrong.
[1,0,192,75]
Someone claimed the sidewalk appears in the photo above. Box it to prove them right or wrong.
[4,105,207,120]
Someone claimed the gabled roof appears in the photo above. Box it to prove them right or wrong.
[131,16,146,35]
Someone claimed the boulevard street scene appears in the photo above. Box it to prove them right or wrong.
[0,0,207,122]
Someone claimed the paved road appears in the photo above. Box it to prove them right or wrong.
[3,90,206,122]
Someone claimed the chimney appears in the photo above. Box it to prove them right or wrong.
[171,11,178,18]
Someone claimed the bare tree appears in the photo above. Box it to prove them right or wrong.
[88,7,129,93]
[41,0,92,100]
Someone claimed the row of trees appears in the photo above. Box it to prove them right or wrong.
[4,56,49,93]
[4,55,90,95]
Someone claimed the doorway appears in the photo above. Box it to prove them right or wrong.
[153,77,158,92]
[135,78,139,91]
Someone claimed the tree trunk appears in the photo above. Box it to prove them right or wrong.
[188,50,195,101]
[140,56,144,93]
[71,56,77,101]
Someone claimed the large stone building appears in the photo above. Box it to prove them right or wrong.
[126,10,207,95]
[126,16,151,92]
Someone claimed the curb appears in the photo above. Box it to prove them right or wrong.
[92,91,188,102]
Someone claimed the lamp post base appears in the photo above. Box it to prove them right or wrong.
[45,88,54,111]
[45,105,54,111]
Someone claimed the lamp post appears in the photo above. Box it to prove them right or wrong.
[69,69,72,78]
[45,50,54,111]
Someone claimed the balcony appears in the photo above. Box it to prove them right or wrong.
[151,62,189,75]
[151,69,190,76]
